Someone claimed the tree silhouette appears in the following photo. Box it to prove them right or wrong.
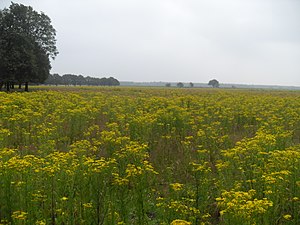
[0,3,58,91]
[208,79,220,88]
[177,82,184,88]
[44,74,120,86]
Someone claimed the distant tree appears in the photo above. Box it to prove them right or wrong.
[44,74,54,85]
[85,76,93,86]
[98,77,106,86]
[62,74,70,86]
[90,77,99,86]
[53,73,63,86]
[165,83,171,87]
[189,82,194,88]
[177,82,184,88]
[62,74,78,86]
[208,79,219,88]
[0,3,58,91]
[98,77,120,86]
[77,75,86,86]
[107,77,120,86]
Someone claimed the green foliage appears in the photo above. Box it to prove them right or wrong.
[177,82,184,88]
[208,79,219,88]
[0,3,57,89]
[45,74,120,86]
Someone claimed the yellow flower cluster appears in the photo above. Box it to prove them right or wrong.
[12,211,28,220]
[171,219,191,225]
[216,189,273,219]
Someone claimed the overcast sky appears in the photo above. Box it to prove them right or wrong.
[1,0,300,85]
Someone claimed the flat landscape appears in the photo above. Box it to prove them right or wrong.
[0,87,300,224]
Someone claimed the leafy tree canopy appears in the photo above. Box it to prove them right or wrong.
[208,79,220,88]
[0,3,58,91]
[177,82,184,88]
[0,3,58,58]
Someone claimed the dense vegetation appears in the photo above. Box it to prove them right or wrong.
[44,74,120,86]
[0,3,57,91]
[0,87,299,224]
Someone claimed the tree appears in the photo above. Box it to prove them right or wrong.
[106,77,120,86]
[177,82,184,88]
[165,83,171,87]
[62,74,78,86]
[76,75,86,86]
[52,73,63,86]
[189,82,194,88]
[0,3,58,91]
[208,79,220,88]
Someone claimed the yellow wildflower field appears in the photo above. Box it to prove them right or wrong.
[0,87,299,224]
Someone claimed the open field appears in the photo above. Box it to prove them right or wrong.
[0,86,300,224]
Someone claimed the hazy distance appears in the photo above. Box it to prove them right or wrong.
[1,0,300,86]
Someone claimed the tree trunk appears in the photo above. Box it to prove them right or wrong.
[19,83,22,89]
[25,82,29,92]
[11,83,14,89]
[6,81,10,92]
[0,82,3,91]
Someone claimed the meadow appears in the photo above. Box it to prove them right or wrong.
[0,86,300,225]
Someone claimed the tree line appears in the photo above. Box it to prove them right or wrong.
[44,74,120,86]
[165,80,220,88]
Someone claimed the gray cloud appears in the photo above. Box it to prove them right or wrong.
[1,0,300,85]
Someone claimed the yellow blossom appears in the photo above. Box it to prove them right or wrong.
[170,183,184,191]
[12,211,27,220]
[170,219,191,225]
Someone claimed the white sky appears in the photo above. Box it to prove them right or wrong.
[1,0,300,85]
